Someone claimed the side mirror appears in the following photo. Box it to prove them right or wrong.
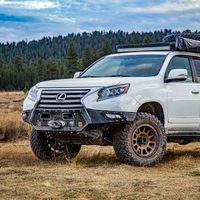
[73,72,82,78]
[166,69,188,82]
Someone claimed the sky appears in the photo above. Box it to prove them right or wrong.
[0,0,200,43]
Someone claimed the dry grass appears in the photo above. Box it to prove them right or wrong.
[0,91,200,199]
[0,141,200,199]
[0,91,31,140]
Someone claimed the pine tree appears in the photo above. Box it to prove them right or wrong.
[14,56,23,71]
[92,46,99,63]
[100,38,113,57]
[23,86,28,94]
[82,45,92,70]
[59,61,65,79]
[130,39,134,44]
[135,37,140,44]
[0,67,5,89]
[37,58,45,81]
[142,35,153,43]
[46,63,51,80]
[66,41,79,77]
[50,62,58,79]
[0,59,5,69]
[57,59,62,78]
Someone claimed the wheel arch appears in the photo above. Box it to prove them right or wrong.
[137,102,165,126]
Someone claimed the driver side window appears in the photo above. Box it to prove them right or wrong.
[166,56,193,82]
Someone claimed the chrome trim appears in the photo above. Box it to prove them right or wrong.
[40,99,81,103]
[38,104,83,108]
[37,88,90,109]
[56,93,67,101]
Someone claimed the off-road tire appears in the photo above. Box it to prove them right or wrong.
[113,112,167,166]
[30,128,81,160]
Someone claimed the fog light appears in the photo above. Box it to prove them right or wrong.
[105,114,122,119]
[78,122,83,127]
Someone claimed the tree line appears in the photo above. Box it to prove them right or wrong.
[0,29,176,64]
[0,39,114,92]
[0,29,197,91]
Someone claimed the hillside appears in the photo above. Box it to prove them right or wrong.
[0,29,198,91]
[0,29,174,63]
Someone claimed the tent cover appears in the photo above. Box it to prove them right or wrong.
[175,37,200,53]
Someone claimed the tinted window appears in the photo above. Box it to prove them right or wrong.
[166,56,193,82]
[81,55,166,78]
[193,58,200,82]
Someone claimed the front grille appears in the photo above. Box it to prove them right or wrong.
[37,88,90,110]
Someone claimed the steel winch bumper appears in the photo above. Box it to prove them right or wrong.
[22,108,136,139]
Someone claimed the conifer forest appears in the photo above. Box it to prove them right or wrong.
[0,29,197,91]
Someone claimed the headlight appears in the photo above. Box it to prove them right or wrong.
[27,86,39,101]
[98,84,129,101]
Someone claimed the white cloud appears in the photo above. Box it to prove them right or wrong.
[0,26,23,42]
[0,0,60,10]
[85,0,134,4]
[124,0,200,13]
[0,0,200,43]
[47,14,76,23]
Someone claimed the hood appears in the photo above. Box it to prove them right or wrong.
[36,77,128,88]
[36,76,161,89]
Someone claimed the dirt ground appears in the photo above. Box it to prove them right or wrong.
[0,139,200,199]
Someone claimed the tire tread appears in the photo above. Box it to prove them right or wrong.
[113,112,167,166]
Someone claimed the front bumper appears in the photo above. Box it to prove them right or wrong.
[22,108,136,133]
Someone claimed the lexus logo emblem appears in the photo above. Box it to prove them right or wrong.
[56,93,67,101]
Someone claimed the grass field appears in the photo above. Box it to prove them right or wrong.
[0,92,200,199]
[0,91,31,141]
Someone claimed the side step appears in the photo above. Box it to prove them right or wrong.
[167,131,200,137]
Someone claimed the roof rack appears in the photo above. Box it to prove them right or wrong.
[116,33,200,54]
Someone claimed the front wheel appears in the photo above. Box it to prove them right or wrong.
[30,129,81,160]
[113,112,167,166]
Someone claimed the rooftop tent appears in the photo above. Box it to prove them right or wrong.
[175,37,200,53]
[163,33,200,42]
[164,33,200,53]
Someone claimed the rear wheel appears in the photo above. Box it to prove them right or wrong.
[113,112,167,166]
[30,129,81,160]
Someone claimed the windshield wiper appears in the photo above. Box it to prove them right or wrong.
[80,75,100,78]
[106,75,130,77]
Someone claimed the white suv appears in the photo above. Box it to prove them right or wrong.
[22,40,200,166]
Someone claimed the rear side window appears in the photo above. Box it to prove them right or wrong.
[192,58,200,82]
[166,56,193,82]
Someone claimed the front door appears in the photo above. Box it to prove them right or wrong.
[167,56,200,131]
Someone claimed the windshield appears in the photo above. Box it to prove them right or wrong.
[80,54,166,78]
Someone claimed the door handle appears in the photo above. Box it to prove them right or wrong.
[191,90,200,94]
